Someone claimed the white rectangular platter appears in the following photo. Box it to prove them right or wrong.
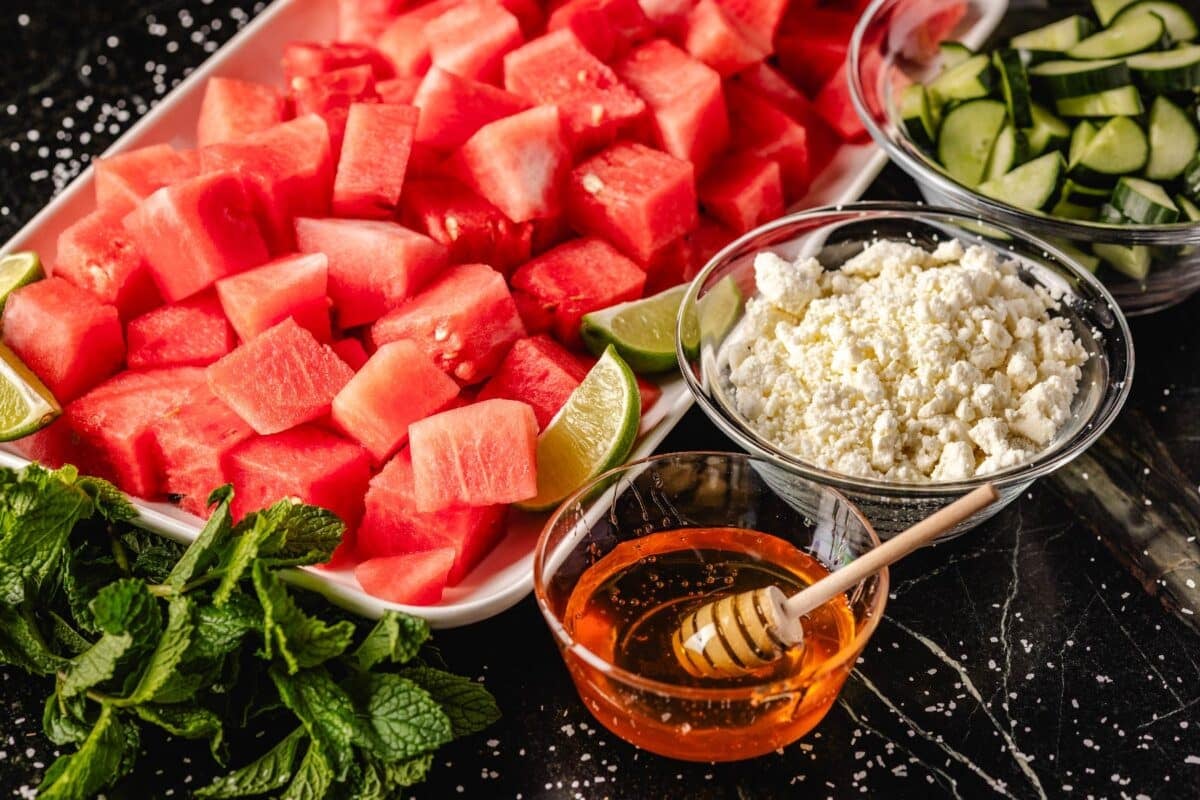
[0,0,1006,627]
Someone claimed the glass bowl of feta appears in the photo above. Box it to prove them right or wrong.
[677,203,1134,538]
[848,0,1200,315]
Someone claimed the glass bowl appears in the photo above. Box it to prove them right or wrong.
[533,452,887,762]
[677,204,1134,538]
[849,0,1200,315]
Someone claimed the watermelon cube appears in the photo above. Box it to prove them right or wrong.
[698,152,784,233]
[682,0,769,77]
[206,318,355,435]
[223,423,371,526]
[408,398,538,511]
[510,237,646,348]
[336,0,406,43]
[124,170,270,302]
[126,292,237,369]
[731,63,844,167]
[332,103,418,219]
[281,41,394,81]
[331,338,369,370]
[503,30,646,155]
[215,253,331,343]
[684,214,737,277]
[530,214,573,255]
[725,84,811,199]
[614,39,729,173]
[371,263,526,384]
[775,8,856,96]
[290,65,379,157]
[412,67,530,151]
[453,105,570,223]
[814,63,870,142]
[376,76,422,105]
[719,0,788,41]
[2,278,124,403]
[12,419,74,469]
[94,143,200,216]
[52,208,161,319]
[546,0,654,61]
[332,339,460,462]
[565,141,698,263]
[425,0,524,84]
[498,0,545,37]
[399,177,533,275]
[477,335,585,428]
[639,0,694,33]
[294,217,448,328]
[153,390,254,516]
[358,450,506,583]
[355,548,457,605]
[200,114,335,254]
[375,0,461,77]
[196,77,286,147]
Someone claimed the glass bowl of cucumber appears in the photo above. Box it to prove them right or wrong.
[850,0,1200,314]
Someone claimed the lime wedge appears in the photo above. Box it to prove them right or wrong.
[580,285,687,374]
[517,346,640,512]
[680,275,743,361]
[0,342,60,441]
[0,252,43,310]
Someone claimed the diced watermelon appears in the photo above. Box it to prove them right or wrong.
[614,39,728,173]
[94,144,200,216]
[215,253,330,343]
[290,65,379,157]
[52,208,161,319]
[682,0,769,78]
[281,41,395,81]
[332,339,460,462]
[199,115,335,254]
[639,235,693,294]
[725,84,810,198]
[409,398,538,511]
[530,214,573,255]
[331,338,369,370]
[503,30,646,154]
[565,141,698,262]
[399,178,533,275]
[453,106,570,223]
[684,213,737,276]
[375,0,461,77]
[718,0,788,41]
[124,170,270,302]
[547,0,654,61]
[11,419,73,468]
[814,63,869,142]
[294,217,448,328]
[902,1,968,62]
[224,423,371,525]
[196,77,287,147]
[426,0,525,84]
[332,103,418,219]
[511,237,646,348]
[775,8,857,96]
[413,68,530,151]
[639,0,695,34]
[499,0,546,37]
[731,63,843,167]
[207,318,355,435]
[153,390,254,516]
[358,450,506,583]
[376,76,422,104]
[371,263,526,384]
[355,548,456,605]
[127,292,237,369]
[477,335,584,428]
[336,0,406,43]
[698,152,783,233]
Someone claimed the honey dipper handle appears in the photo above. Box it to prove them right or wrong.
[782,484,999,620]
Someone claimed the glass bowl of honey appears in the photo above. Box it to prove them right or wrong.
[533,451,888,762]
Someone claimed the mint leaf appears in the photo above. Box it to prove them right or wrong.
[0,580,68,675]
[281,743,334,800]
[116,596,192,706]
[380,753,433,788]
[37,704,132,800]
[166,488,233,590]
[236,500,344,566]
[132,704,224,760]
[401,666,500,738]
[59,632,132,698]
[270,666,357,779]
[0,466,91,591]
[352,611,430,671]
[90,578,161,640]
[197,727,305,799]
[42,693,92,746]
[76,475,137,522]
[253,561,354,673]
[121,529,183,584]
[211,511,276,606]
[187,593,260,663]
[349,673,453,762]
[46,610,92,656]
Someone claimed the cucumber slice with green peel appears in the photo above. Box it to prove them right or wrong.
[929,54,994,103]
[899,84,938,150]
[1128,44,1200,91]
[1016,49,1062,67]
[1064,178,1113,206]
[1068,120,1100,167]
[977,152,1066,211]
[1069,116,1149,184]
[1051,197,1102,220]
[1048,237,1103,272]
[985,124,1030,180]
[939,41,975,69]
[1145,95,1199,180]
[1093,242,1152,278]
[1112,175,1181,222]
[1099,202,1132,223]
[1024,103,1072,156]
[1011,15,1097,51]
[1176,193,1200,220]
[1181,151,1200,200]
[1029,58,1132,98]
[1094,0,1140,25]
[1113,1,1199,42]
[1067,12,1167,59]
[1055,85,1145,117]
[993,49,1033,127]
[937,99,1009,186]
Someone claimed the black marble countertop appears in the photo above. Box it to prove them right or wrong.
[1,1,1199,798]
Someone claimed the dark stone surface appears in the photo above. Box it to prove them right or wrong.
[0,1,1199,798]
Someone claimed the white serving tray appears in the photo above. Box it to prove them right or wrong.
[0,0,1005,627]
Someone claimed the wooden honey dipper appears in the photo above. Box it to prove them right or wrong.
[671,484,999,679]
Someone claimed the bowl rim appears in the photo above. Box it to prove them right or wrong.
[675,201,1136,497]
[848,0,1200,246]
[531,450,890,701]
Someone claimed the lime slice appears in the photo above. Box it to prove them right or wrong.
[0,342,60,441]
[0,252,43,310]
[517,346,640,512]
[580,285,687,374]
[680,276,744,361]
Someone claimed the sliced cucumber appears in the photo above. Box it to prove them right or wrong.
[1093,242,1152,279]
[1064,178,1112,206]
[939,41,975,69]
[985,123,1030,180]
[1176,193,1200,220]
[1024,103,1072,156]
[1145,95,1199,180]
[1016,48,1064,67]
[1068,120,1099,167]
[1099,202,1132,223]
[1128,44,1200,91]
[1048,237,1103,272]
[1112,1,1199,42]
[1011,15,1097,51]
[1112,175,1181,222]
[1051,197,1102,220]
[977,152,1066,211]
[1182,151,1200,200]
[992,49,1033,127]
[1093,0,1140,25]
[1067,12,1167,59]
[929,54,994,103]
[899,84,937,150]
[937,98,1009,186]
[1070,115,1149,184]
[1055,84,1145,117]
[1029,58,1133,98]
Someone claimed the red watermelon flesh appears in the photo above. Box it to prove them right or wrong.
[375,0,461,77]
[731,63,843,166]
[425,1,524,84]
[614,39,729,174]
[11,419,74,469]
[511,237,646,348]
[547,0,654,61]
[408,398,538,511]
[399,177,533,275]
[200,114,335,254]
[530,214,573,255]
[725,84,811,199]
[223,423,371,526]
[453,105,570,223]
[215,252,330,343]
[503,30,646,155]
[719,0,788,41]
[331,338,369,370]
[196,77,286,147]
[476,334,583,428]
[126,291,237,369]
[153,391,254,516]
[814,62,870,142]
[682,0,769,78]
[565,141,698,263]
[413,68,530,151]
[332,339,460,462]
[282,41,395,82]
[358,450,505,584]
[775,8,856,97]
[376,76,422,105]
[123,170,270,302]
[290,65,379,158]
[333,102,418,219]
[94,144,200,217]
[294,217,448,328]
[370,263,525,385]
[207,317,355,435]
[639,234,692,294]
[639,0,694,33]
[53,207,161,319]
[336,0,406,43]
[698,152,784,234]
[355,548,457,605]
[684,213,737,276]
[1,278,125,403]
